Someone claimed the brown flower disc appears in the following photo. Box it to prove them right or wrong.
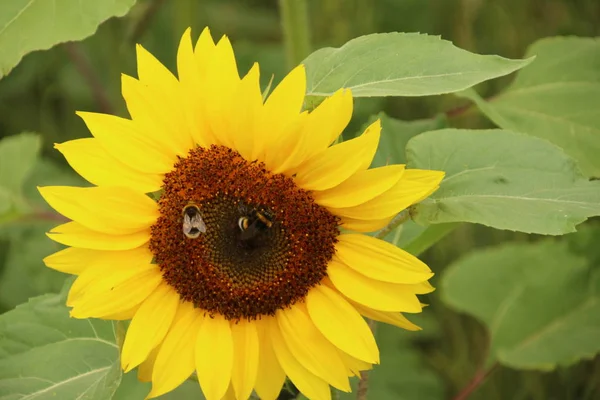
[149,145,340,320]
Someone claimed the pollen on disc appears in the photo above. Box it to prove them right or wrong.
[149,145,340,321]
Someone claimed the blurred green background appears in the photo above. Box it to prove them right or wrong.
[0,1,599,399]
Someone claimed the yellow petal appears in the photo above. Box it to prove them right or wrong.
[49,245,152,282]
[305,285,379,364]
[350,301,422,331]
[340,215,394,233]
[55,139,162,193]
[203,36,241,148]
[68,257,154,305]
[39,186,157,235]
[220,384,236,400]
[121,74,192,158]
[401,169,446,203]
[231,320,259,400]
[331,169,444,220]
[134,43,190,151]
[337,350,372,377]
[271,89,352,175]
[138,345,161,382]
[178,28,212,148]
[254,64,306,161]
[255,318,286,400]
[228,63,263,159]
[69,266,161,318]
[268,316,332,400]
[77,112,176,174]
[103,305,140,321]
[277,304,350,391]
[262,112,308,172]
[43,247,94,275]
[121,282,180,372]
[335,234,433,284]
[194,27,217,66]
[208,35,239,90]
[196,314,234,400]
[313,164,405,208]
[149,301,202,398]
[47,221,150,250]
[326,261,423,312]
[136,43,179,95]
[292,120,381,191]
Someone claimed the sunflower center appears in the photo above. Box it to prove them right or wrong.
[149,145,339,320]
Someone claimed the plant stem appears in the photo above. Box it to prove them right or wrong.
[278,0,312,69]
[63,43,113,114]
[375,211,410,239]
[452,363,499,400]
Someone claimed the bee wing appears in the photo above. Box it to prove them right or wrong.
[182,213,194,234]
[191,213,207,233]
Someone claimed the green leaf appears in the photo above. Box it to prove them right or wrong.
[369,112,447,167]
[302,32,532,97]
[407,129,600,235]
[459,37,600,177]
[0,0,136,79]
[441,240,600,370]
[0,288,122,399]
[113,371,205,400]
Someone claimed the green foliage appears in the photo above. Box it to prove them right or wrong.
[0,133,40,216]
[407,129,600,235]
[113,371,205,400]
[302,32,533,97]
[0,134,84,311]
[0,1,599,400]
[369,112,447,167]
[0,0,136,80]
[0,284,122,399]
[358,321,443,400]
[0,220,66,310]
[460,37,600,177]
[441,239,600,370]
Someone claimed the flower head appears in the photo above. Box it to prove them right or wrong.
[40,28,444,400]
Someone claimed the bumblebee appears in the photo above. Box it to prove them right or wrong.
[182,203,207,239]
[238,206,274,241]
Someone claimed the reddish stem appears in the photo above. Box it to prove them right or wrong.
[445,103,474,119]
[452,363,499,400]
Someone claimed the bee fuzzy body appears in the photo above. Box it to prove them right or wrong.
[238,205,274,241]
[182,203,207,239]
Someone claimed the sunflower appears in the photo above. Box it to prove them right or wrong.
[40,27,444,400]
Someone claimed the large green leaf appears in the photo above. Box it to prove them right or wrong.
[369,112,447,167]
[441,240,600,370]
[460,37,600,177]
[302,33,532,97]
[113,371,205,400]
[0,288,122,399]
[407,129,600,235]
[0,0,137,79]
